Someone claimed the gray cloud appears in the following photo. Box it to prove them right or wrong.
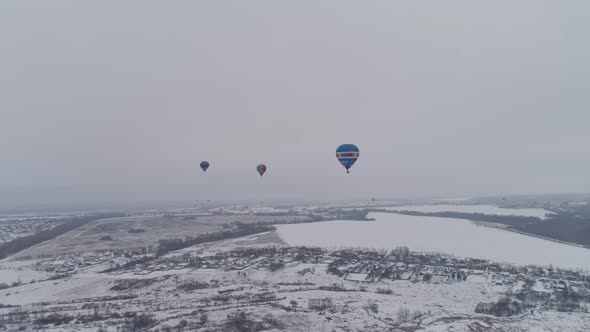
[1,1,589,210]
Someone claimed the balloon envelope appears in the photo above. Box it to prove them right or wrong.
[336,144,359,173]
[256,164,267,177]
[200,161,210,172]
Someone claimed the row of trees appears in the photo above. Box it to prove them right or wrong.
[156,224,275,255]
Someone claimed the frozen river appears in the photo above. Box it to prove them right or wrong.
[276,212,590,270]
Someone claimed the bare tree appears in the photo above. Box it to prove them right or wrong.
[396,307,410,323]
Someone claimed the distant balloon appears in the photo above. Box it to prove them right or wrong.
[256,164,267,177]
[336,144,360,173]
[200,161,210,172]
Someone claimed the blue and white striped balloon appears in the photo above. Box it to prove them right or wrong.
[336,144,359,173]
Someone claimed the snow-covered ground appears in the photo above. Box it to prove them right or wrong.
[0,234,589,331]
[276,212,590,270]
[0,268,48,285]
[385,204,554,220]
[248,207,291,213]
[208,206,292,214]
[434,197,472,202]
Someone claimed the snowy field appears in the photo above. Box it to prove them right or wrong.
[434,197,472,202]
[276,212,590,270]
[385,204,554,219]
[0,268,49,284]
[0,232,589,331]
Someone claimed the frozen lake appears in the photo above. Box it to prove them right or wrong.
[384,204,554,220]
[276,213,590,270]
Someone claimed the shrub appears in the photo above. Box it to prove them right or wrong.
[224,311,259,332]
[376,288,393,295]
[396,307,410,323]
[223,311,281,332]
[177,319,188,328]
[199,313,208,325]
[475,297,523,317]
[35,314,74,326]
[123,313,156,331]
[367,301,379,313]
[268,261,285,272]
[178,281,209,292]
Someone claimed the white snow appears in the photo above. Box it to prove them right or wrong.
[0,274,113,305]
[568,201,588,207]
[434,197,472,202]
[385,204,554,220]
[0,268,48,284]
[211,206,292,214]
[248,207,290,213]
[275,212,590,271]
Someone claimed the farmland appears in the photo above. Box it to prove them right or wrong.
[8,214,308,259]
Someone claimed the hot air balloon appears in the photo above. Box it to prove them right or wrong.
[336,144,359,173]
[200,161,210,172]
[256,164,267,177]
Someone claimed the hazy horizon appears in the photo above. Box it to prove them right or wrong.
[2,1,589,210]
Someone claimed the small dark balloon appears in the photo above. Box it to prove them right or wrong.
[200,161,210,172]
[257,164,267,177]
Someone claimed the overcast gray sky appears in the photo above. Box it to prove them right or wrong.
[1,1,589,210]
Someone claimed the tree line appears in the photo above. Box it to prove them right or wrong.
[156,223,275,256]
